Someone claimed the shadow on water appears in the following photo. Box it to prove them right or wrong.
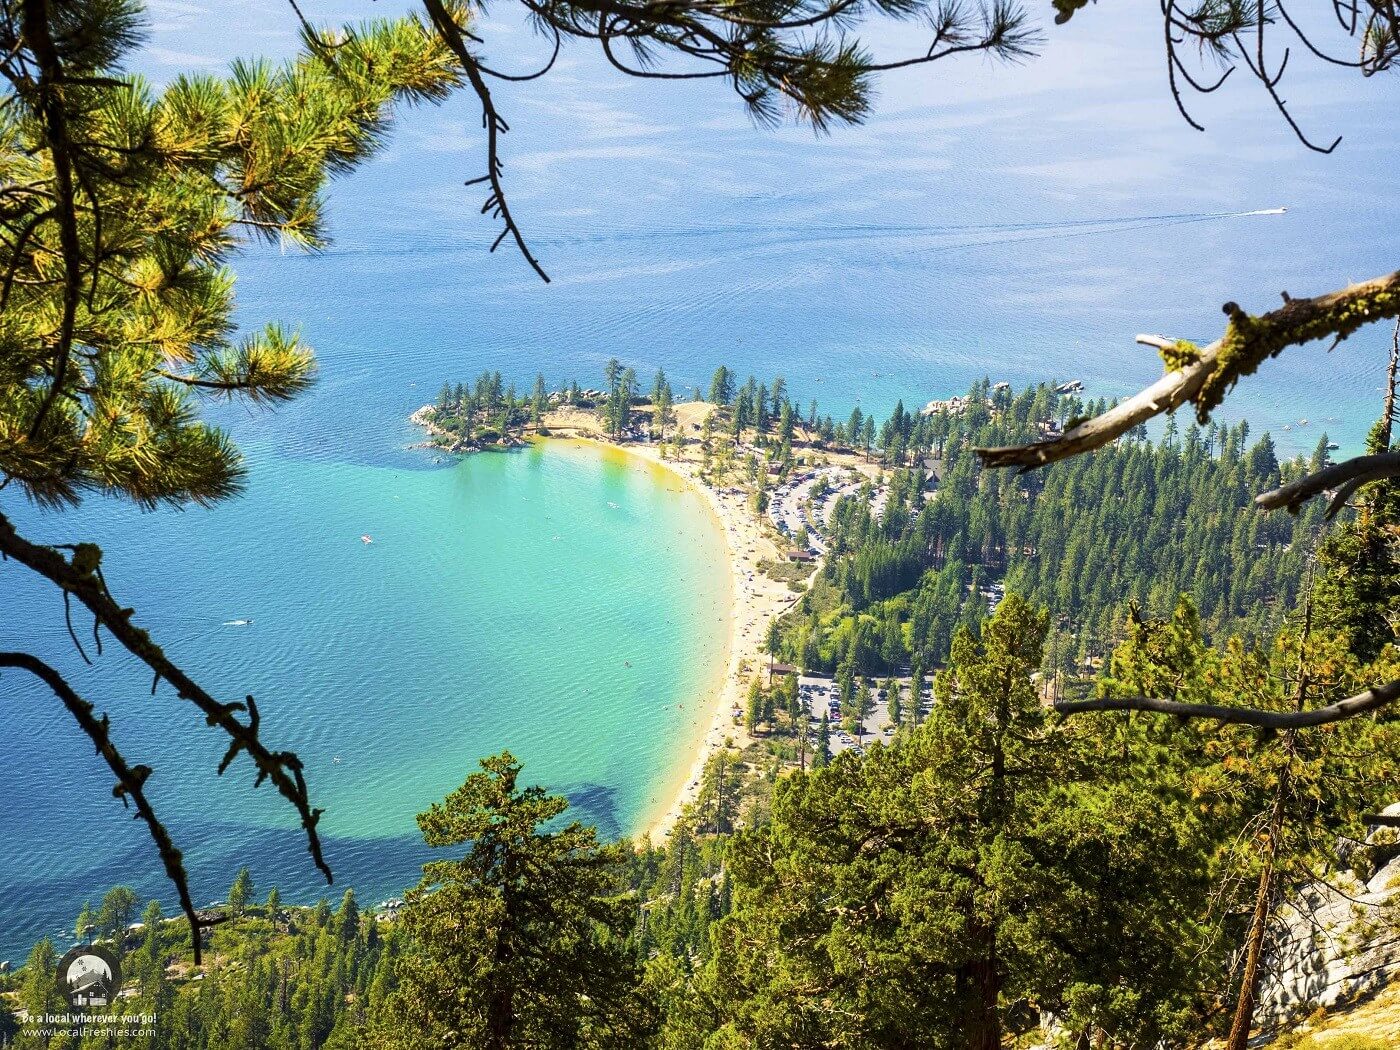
[0,778,624,963]
[560,781,624,841]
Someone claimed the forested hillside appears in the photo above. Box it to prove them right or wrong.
[8,589,1395,1049]
[778,380,1331,682]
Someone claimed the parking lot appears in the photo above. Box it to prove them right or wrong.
[768,467,881,557]
[796,674,931,757]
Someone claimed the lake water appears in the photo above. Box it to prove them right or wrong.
[0,441,728,961]
[1,0,1398,963]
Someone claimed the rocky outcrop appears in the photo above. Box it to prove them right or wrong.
[1255,803,1400,1032]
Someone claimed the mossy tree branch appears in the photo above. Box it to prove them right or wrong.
[976,269,1400,473]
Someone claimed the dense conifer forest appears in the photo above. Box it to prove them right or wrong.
[775,379,1332,683]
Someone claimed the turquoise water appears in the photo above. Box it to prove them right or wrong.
[0,441,728,960]
[2,0,1399,965]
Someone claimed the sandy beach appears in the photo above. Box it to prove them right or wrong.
[620,442,798,842]
[539,408,798,840]
[412,401,803,842]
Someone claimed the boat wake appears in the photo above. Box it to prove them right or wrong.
[300,207,1293,260]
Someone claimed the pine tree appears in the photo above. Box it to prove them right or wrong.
[745,676,764,733]
[530,373,547,429]
[136,900,165,982]
[813,713,831,768]
[99,885,139,946]
[705,594,1216,1048]
[652,370,674,440]
[379,753,648,1048]
[75,900,95,944]
[1097,595,1400,1050]
[708,366,734,406]
[907,654,925,726]
[21,938,63,1025]
[229,867,254,916]
[848,678,872,739]
[337,889,361,942]
[1314,354,1400,660]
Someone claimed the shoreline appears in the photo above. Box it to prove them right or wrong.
[573,436,794,842]
[410,403,798,842]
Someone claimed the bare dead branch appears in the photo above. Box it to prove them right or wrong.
[1055,679,1400,728]
[422,0,551,283]
[1255,451,1400,516]
[977,269,1400,472]
[0,510,333,887]
[1383,318,1400,448]
[0,651,207,962]
[1149,0,1392,150]
[478,22,563,81]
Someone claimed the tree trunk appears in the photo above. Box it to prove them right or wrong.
[1229,604,1313,1050]
[485,981,515,1050]
[486,872,518,1050]
[1381,320,1398,449]
[1226,790,1284,1050]
[713,753,726,834]
[964,690,1007,1050]
[963,947,1002,1050]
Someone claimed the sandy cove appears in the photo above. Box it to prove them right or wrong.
[413,402,800,843]
[541,409,796,842]
[616,442,797,843]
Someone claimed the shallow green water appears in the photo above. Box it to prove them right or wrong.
[0,438,729,956]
